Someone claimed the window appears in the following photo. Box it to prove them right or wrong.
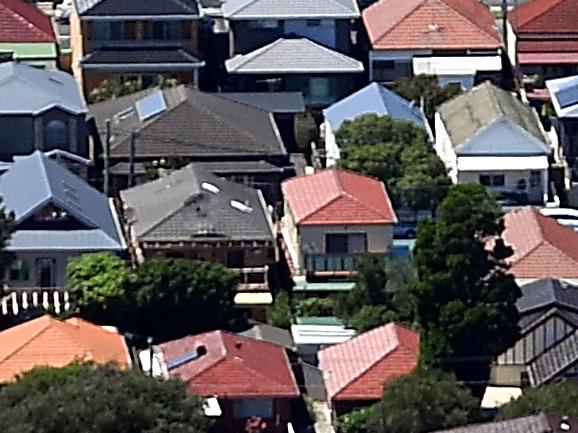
[9,260,29,281]
[326,233,367,254]
[479,174,504,187]
[44,120,69,149]
[309,77,330,99]
[306,19,321,26]
[374,60,395,70]
[149,21,183,40]
[109,22,123,39]
[233,398,274,419]
[248,20,279,29]
[93,21,108,40]
[36,258,55,287]
[93,21,124,40]
[530,171,542,187]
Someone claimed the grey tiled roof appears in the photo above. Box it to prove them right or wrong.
[225,38,364,74]
[0,62,86,115]
[240,323,294,349]
[199,160,285,174]
[88,86,285,158]
[432,414,551,433]
[81,47,202,65]
[518,279,578,315]
[119,164,274,242]
[528,329,578,386]
[217,92,305,113]
[438,82,549,155]
[75,0,199,16]
[223,0,359,19]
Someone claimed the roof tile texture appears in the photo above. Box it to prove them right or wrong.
[510,0,578,34]
[281,169,396,225]
[363,0,501,50]
[160,331,299,398]
[0,0,55,42]
[0,315,130,382]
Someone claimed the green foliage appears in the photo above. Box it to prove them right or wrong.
[412,184,521,377]
[393,74,462,125]
[0,364,211,433]
[336,114,450,210]
[295,297,334,317]
[337,405,381,433]
[498,383,578,420]
[269,291,292,329]
[294,112,319,151]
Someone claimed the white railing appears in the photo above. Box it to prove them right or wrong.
[0,288,71,316]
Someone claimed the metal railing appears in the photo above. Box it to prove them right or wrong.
[304,252,384,273]
[0,287,70,316]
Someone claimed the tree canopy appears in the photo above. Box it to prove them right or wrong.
[336,114,450,210]
[498,383,578,420]
[66,255,242,341]
[0,364,211,433]
[412,184,521,381]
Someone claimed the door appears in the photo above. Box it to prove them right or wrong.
[36,258,55,287]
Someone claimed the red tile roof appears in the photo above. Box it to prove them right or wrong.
[159,331,299,398]
[362,0,501,50]
[518,40,578,53]
[510,0,578,34]
[501,206,578,280]
[0,0,55,43]
[318,323,419,401]
[281,169,396,226]
[0,315,131,382]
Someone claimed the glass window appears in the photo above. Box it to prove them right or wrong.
[44,120,69,149]
[530,171,542,187]
[326,234,367,254]
[233,398,274,419]
[326,234,348,253]
[309,77,330,99]
[248,20,279,29]
[36,258,55,288]
[149,21,183,40]
[9,260,29,281]
[479,175,491,186]
[479,174,504,187]
[109,22,124,40]
[93,21,108,40]
[306,19,321,26]
[493,175,505,186]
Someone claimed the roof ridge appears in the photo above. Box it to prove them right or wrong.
[0,317,54,365]
[0,0,54,39]
[300,38,358,64]
[325,0,359,14]
[230,39,285,70]
[438,0,500,44]
[366,0,425,45]
[513,0,567,29]
[228,0,260,16]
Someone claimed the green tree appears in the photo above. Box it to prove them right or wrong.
[296,297,334,317]
[269,291,292,329]
[0,364,211,433]
[412,184,521,381]
[67,253,134,323]
[393,74,462,125]
[498,383,578,420]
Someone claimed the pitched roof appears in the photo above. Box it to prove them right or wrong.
[239,323,294,350]
[225,38,364,74]
[88,86,285,159]
[509,0,578,34]
[0,151,124,251]
[217,92,305,113]
[528,328,578,385]
[74,0,199,16]
[362,0,501,50]
[318,323,419,401]
[323,82,426,132]
[0,315,131,382]
[81,47,203,66]
[0,0,55,43]
[119,163,273,243]
[0,62,86,115]
[501,207,578,280]
[223,0,359,19]
[546,75,578,118]
[438,82,549,155]
[158,330,299,397]
[517,278,578,315]
[432,414,552,433]
[281,169,397,226]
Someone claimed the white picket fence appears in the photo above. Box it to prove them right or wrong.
[0,288,71,316]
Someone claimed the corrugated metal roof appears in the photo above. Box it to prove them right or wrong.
[223,0,359,19]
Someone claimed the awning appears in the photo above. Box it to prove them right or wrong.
[458,156,549,171]
[518,52,578,65]
[481,386,522,409]
[413,56,501,75]
[0,42,57,59]
[234,292,273,306]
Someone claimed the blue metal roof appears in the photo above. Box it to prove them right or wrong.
[323,82,426,132]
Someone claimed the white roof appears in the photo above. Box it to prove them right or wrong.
[480,386,522,409]
[457,155,549,171]
[546,75,578,118]
[412,56,502,76]
[291,324,356,346]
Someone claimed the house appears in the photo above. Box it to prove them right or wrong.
[0,151,125,289]
[280,168,397,293]
[119,163,276,318]
[435,82,551,205]
[0,315,131,382]
[88,85,294,202]
[239,322,294,350]
[546,75,578,181]
[70,0,204,94]
[0,62,89,162]
[500,206,578,285]
[508,0,578,84]
[224,37,364,107]
[493,278,578,386]
[322,82,430,166]
[433,413,578,433]
[362,0,503,89]
[0,0,57,68]
[145,330,299,433]
[222,0,360,56]
[318,322,419,416]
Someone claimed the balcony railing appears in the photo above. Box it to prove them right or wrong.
[231,266,269,291]
[304,253,385,274]
[0,286,70,316]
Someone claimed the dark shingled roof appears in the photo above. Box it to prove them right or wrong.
[217,92,305,113]
[81,47,202,65]
[88,85,286,159]
[518,278,578,315]
[75,0,199,16]
[119,163,274,243]
[432,414,551,433]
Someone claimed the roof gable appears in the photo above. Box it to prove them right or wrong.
[510,0,577,34]
[223,0,359,19]
[0,0,55,43]
[281,169,397,225]
[323,82,425,132]
[363,0,501,50]
[74,0,199,16]
[518,278,578,314]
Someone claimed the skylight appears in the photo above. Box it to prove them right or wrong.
[135,90,167,122]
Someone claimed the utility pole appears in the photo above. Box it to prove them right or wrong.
[129,130,136,188]
[103,119,111,196]
[502,0,508,50]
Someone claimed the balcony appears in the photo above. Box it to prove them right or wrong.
[232,266,269,291]
[304,253,384,274]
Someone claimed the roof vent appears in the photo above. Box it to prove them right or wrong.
[428,23,439,32]
[201,182,220,194]
[230,200,253,213]
[560,416,571,432]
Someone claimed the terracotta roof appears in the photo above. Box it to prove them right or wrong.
[510,0,578,34]
[159,330,299,398]
[0,315,131,382]
[318,323,419,401]
[0,0,55,43]
[501,206,578,280]
[362,0,501,50]
[518,40,578,53]
[281,169,396,226]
